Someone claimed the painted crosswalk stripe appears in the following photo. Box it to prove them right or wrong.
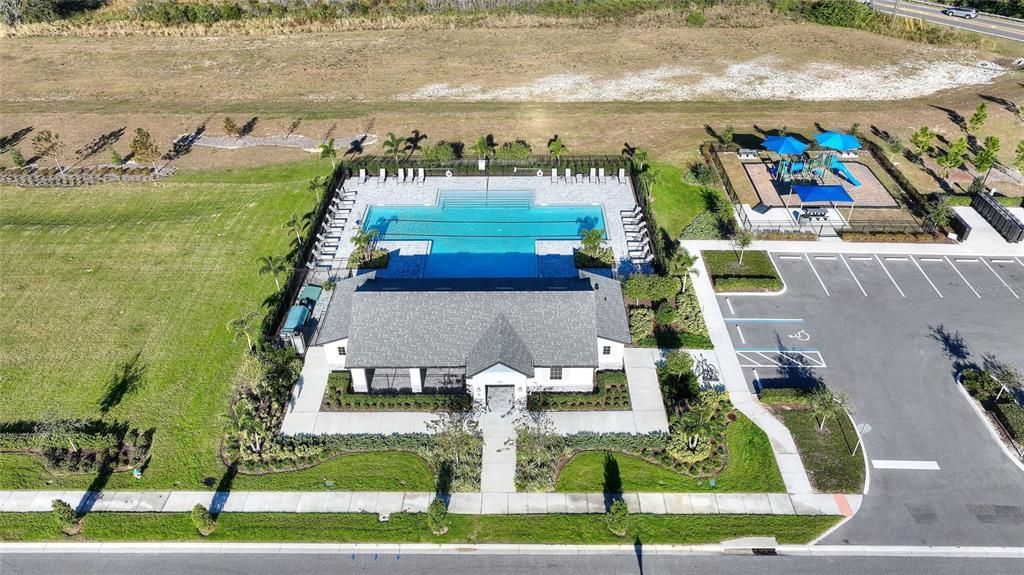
[872,460,940,470]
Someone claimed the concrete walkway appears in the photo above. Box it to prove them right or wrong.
[680,237,1023,257]
[480,408,518,494]
[0,490,856,516]
[682,241,814,495]
[280,346,331,435]
[542,348,670,435]
[952,206,1008,247]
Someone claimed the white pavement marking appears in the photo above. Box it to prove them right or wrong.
[982,258,1020,299]
[910,256,943,298]
[871,460,941,470]
[955,258,979,263]
[726,297,735,315]
[1016,256,1024,268]
[804,253,830,296]
[778,254,802,260]
[814,255,837,260]
[919,257,943,262]
[839,254,867,297]
[874,254,905,298]
[848,256,872,261]
[990,259,1013,263]
[736,350,826,369]
[735,325,746,344]
[725,318,804,323]
[884,256,908,261]
[944,256,981,299]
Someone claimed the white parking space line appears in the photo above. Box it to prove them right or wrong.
[910,256,943,298]
[885,256,908,261]
[778,254,802,260]
[919,257,943,262]
[944,256,981,299]
[735,325,746,344]
[955,258,979,263]
[840,254,867,297]
[991,259,1013,264]
[982,258,1021,299]
[848,256,872,261]
[1017,256,1024,268]
[814,255,837,260]
[871,460,940,471]
[874,254,905,298]
[804,253,830,296]
[725,318,804,323]
[726,298,735,315]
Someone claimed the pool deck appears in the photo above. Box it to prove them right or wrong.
[320,174,642,278]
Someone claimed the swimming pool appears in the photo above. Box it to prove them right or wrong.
[363,191,606,278]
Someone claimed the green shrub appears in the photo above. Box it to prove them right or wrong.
[804,0,875,28]
[685,10,707,27]
[606,499,630,537]
[51,499,79,534]
[758,388,811,406]
[686,161,718,186]
[427,499,450,535]
[654,302,676,325]
[110,147,125,166]
[10,147,26,167]
[992,402,1024,443]
[622,273,681,305]
[419,142,457,162]
[675,288,708,337]
[493,140,532,161]
[191,503,217,536]
[961,369,1001,402]
[679,211,723,240]
[629,308,655,341]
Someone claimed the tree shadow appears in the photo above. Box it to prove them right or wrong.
[870,125,892,142]
[210,462,238,518]
[404,130,428,161]
[75,127,125,164]
[98,351,146,415]
[345,134,367,157]
[930,105,965,132]
[163,121,207,163]
[0,126,33,151]
[238,117,259,139]
[927,324,978,377]
[602,451,623,510]
[978,93,1020,118]
[435,461,453,507]
[753,334,824,392]
[286,117,302,139]
[634,535,644,575]
[76,459,114,516]
[704,124,722,144]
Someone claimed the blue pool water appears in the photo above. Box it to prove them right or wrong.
[363,191,606,277]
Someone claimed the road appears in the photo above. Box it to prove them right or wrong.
[871,0,1024,42]
[1,553,1023,575]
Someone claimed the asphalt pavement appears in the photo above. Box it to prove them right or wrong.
[1,553,1023,575]
[871,0,1024,42]
[720,251,1024,546]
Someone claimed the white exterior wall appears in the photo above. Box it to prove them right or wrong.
[597,338,625,370]
[322,338,349,370]
[351,368,368,392]
[409,367,423,393]
[530,367,595,393]
[468,363,529,403]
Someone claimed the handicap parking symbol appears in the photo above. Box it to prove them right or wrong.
[787,329,810,342]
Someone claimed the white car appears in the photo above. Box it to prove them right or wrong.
[942,6,979,19]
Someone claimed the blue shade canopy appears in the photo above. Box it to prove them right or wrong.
[283,305,310,333]
[762,135,809,156]
[791,184,854,204]
[814,131,862,152]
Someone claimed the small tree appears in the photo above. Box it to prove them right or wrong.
[223,117,240,137]
[130,128,160,168]
[109,146,124,166]
[936,137,968,179]
[426,499,450,535]
[884,136,904,161]
[721,125,735,146]
[52,499,81,535]
[667,248,699,292]
[547,135,567,162]
[605,499,630,537]
[973,136,1000,174]
[10,147,25,167]
[257,255,287,290]
[730,228,754,265]
[350,228,379,262]
[967,102,988,135]
[924,195,952,232]
[580,227,603,257]
[284,213,308,245]
[468,135,493,160]
[191,503,217,536]
[318,138,337,169]
[849,123,860,137]
[910,126,935,158]
[32,129,65,173]
[382,132,404,163]
[809,387,851,431]
[226,311,260,351]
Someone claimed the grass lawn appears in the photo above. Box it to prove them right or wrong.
[647,162,710,240]
[0,512,838,544]
[702,250,783,293]
[229,452,435,492]
[778,409,865,494]
[0,160,323,490]
[555,414,784,493]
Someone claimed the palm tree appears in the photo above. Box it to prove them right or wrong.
[307,175,327,204]
[257,255,287,290]
[548,135,568,163]
[579,227,604,257]
[468,136,493,159]
[318,139,337,169]
[382,132,403,164]
[667,248,699,292]
[350,228,379,262]
[631,147,649,172]
[284,213,308,246]
[226,311,260,352]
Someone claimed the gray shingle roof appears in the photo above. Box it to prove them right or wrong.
[315,273,630,372]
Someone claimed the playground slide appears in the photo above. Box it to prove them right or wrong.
[829,157,862,187]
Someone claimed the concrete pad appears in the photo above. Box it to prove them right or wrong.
[545,493,568,514]
[526,492,547,514]
[789,494,826,516]
[376,492,405,514]
[31,491,63,512]
[2,491,42,512]
[296,492,352,513]
[507,493,530,514]
[135,491,169,512]
[586,492,607,513]
[741,494,774,515]
[767,493,796,515]
[810,494,841,515]
[91,491,143,512]
[565,493,590,513]
[401,492,432,513]
[215,491,251,513]
[162,491,213,512]
[481,493,509,515]
[58,491,89,510]
[349,491,379,513]
[688,493,719,514]
[637,493,667,514]
[621,493,641,513]
[241,492,301,512]
[715,494,746,514]
[448,493,482,514]
[663,493,693,514]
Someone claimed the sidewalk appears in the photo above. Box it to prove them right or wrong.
[681,238,1023,257]
[682,240,814,495]
[0,490,856,516]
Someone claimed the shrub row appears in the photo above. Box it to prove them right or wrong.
[323,373,471,412]
[527,371,631,411]
[713,276,783,293]
[992,402,1024,444]
[0,432,119,451]
[839,231,946,243]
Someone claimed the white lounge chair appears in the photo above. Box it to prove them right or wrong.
[589,167,597,182]
[397,168,405,183]
[564,168,571,183]
[598,167,606,183]
[551,168,558,183]
[378,168,386,184]
[418,168,425,183]
[618,168,626,184]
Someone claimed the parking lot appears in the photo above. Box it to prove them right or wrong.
[719,252,1024,546]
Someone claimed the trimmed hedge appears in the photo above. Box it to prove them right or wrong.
[323,372,471,412]
[0,432,119,451]
[527,371,631,412]
[992,402,1024,444]
[713,277,783,293]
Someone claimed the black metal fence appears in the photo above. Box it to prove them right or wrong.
[340,154,630,179]
[972,192,1024,243]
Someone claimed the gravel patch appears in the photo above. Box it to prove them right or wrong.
[193,133,379,152]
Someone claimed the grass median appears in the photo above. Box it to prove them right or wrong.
[703,250,783,293]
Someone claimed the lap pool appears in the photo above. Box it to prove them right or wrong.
[363,191,606,278]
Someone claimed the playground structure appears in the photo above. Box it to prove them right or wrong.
[773,154,862,187]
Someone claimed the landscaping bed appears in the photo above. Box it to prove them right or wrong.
[839,231,950,243]
[0,511,838,545]
[321,372,472,412]
[573,247,614,269]
[960,368,1024,460]
[527,371,631,412]
[625,273,713,349]
[702,250,783,293]
[346,247,390,269]
[229,452,435,491]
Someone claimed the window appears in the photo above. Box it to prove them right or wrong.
[337,346,346,356]
[602,346,612,356]
[550,367,563,380]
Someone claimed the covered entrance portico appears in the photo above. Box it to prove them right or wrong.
[469,363,529,408]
